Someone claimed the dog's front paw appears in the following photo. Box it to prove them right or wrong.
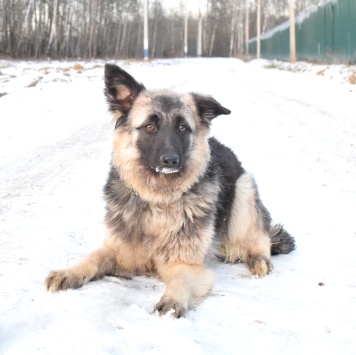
[45,269,86,292]
[248,256,272,277]
[154,297,187,318]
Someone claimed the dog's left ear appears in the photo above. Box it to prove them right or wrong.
[105,64,146,114]
[191,93,231,125]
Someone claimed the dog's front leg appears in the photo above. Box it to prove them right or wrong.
[154,263,215,318]
[45,243,118,292]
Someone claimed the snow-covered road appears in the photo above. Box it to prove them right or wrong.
[1,58,355,354]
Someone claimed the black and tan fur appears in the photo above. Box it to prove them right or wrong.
[45,64,295,318]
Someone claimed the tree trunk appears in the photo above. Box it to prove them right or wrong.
[47,0,59,57]
[208,23,217,57]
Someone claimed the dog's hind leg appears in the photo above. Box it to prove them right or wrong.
[223,173,273,276]
[45,243,118,292]
[154,263,215,318]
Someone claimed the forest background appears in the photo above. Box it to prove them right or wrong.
[0,0,329,59]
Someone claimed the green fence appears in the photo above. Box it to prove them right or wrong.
[249,0,356,64]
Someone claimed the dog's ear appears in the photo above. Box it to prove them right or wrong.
[191,93,231,125]
[104,64,145,114]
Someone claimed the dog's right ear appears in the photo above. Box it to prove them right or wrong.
[104,64,145,114]
[191,93,231,126]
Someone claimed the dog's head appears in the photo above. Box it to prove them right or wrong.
[104,64,230,202]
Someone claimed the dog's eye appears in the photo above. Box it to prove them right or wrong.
[178,125,186,133]
[145,124,157,132]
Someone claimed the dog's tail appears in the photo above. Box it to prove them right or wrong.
[270,224,296,255]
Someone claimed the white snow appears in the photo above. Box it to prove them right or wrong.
[156,167,180,174]
[0,57,355,354]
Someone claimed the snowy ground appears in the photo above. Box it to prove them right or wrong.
[0,57,355,354]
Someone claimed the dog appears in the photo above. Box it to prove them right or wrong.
[45,64,295,318]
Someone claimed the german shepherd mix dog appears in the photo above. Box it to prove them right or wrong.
[45,64,295,317]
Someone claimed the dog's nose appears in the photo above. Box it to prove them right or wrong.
[160,152,179,168]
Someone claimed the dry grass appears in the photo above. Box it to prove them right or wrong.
[123,58,152,65]
[264,63,279,69]
[348,71,356,85]
[40,67,51,75]
[63,64,85,72]
[26,77,42,87]
[72,63,84,71]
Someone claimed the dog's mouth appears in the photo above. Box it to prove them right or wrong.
[154,166,181,175]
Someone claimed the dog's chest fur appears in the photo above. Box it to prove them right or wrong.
[104,166,219,269]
